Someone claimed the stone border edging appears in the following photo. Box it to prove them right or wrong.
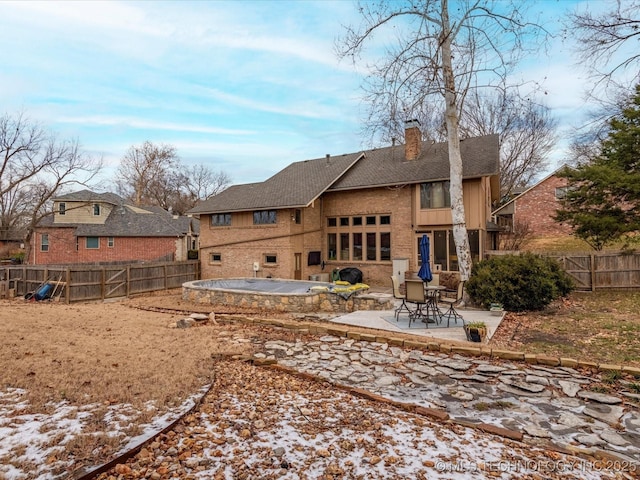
[217,313,640,377]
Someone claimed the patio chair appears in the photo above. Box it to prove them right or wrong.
[405,279,428,327]
[390,275,411,321]
[440,280,465,327]
[426,273,440,300]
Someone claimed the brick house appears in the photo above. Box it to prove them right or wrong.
[492,167,572,247]
[188,122,500,286]
[30,190,199,265]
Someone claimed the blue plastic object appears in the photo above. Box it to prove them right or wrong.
[34,283,53,301]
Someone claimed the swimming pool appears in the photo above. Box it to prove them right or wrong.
[181,277,390,313]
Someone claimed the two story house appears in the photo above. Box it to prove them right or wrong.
[30,190,199,265]
[189,122,500,286]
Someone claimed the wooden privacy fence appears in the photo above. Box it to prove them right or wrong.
[0,260,200,303]
[487,250,640,291]
[548,252,640,291]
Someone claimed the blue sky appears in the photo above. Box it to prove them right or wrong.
[0,0,614,188]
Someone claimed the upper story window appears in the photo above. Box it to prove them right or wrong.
[420,181,451,209]
[293,209,301,224]
[253,210,277,225]
[93,204,101,216]
[555,186,568,200]
[211,213,231,226]
[59,203,66,215]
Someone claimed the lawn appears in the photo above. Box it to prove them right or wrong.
[489,290,640,367]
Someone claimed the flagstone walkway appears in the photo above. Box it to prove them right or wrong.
[256,335,640,465]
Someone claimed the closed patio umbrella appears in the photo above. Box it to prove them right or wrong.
[418,234,433,283]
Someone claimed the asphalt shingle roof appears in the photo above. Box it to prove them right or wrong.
[188,153,361,214]
[41,191,197,237]
[188,134,499,214]
[54,189,133,206]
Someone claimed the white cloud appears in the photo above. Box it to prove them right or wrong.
[56,115,254,136]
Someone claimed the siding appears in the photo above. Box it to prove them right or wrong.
[54,201,113,224]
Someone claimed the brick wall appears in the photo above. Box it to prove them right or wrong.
[199,208,324,281]
[322,186,414,286]
[30,227,177,264]
[513,175,572,237]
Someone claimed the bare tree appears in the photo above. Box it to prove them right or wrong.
[460,90,557,200]
[500,219,533,251]
[566,1,640,150]
[363,89,556,200]
[567,0,640,93]
[339,0,546,281]
[116,141,180,207]
[116,141,231,215]
[0,111,102,260]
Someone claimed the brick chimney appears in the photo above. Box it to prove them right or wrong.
[404,119,422,161]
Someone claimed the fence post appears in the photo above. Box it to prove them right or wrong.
[65,267,70,304]
[164,264,168,290]
[101,267,106,300]
[590,254,596,292]
[126,266,130,297]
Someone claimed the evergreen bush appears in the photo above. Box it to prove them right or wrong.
[466,253,574,312]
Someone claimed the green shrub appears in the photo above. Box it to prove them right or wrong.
[466,253,574,312]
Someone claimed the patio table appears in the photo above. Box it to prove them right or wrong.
[424,285,445,324]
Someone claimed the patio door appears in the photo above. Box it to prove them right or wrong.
[294,253,302,280]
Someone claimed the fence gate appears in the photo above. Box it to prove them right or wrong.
[551,254,593,291]
[105,268,128,298]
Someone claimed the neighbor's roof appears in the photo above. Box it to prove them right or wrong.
[189,134,499,215]
[54,189,132,206]
[40,190,199,238]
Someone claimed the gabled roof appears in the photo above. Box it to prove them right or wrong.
[188,152,362,214]
[54,189,132,206]
[189,134,499,215]
[40,190,198,238]
[328,135,499,191]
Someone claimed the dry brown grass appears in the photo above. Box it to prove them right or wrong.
[0,294,308,473]
[490,290,640,366]
[522,235,633,253]
[0,298,251,411]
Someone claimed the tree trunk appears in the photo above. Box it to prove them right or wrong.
[440,0,472,281]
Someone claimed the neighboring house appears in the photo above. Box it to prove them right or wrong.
[30,190,199,265]
[188,122,500,286]
[492,167,572,246]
